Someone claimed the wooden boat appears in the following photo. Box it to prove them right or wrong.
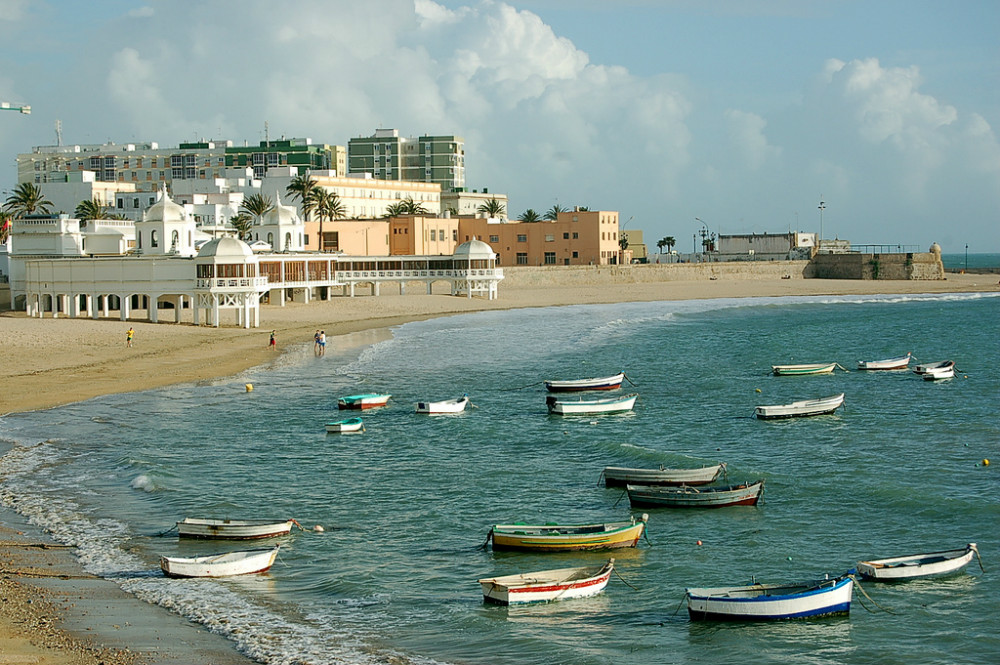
[490,514,648,552]
[913,360,955,375]
[626,480,764,508]
[160,545,280,578]
[478,559,615,605]
[338,393,391,410]
[686,573,853,621]
[857,352,911,370]
[923,365,955,381]
[754,393,844,420]
[176,517,294,540]
[546,393,637,415]
[544,372,625,392]
[325,417,364,433]
[602,463,726,488]
[857,543,979,581]
[771,362,837,376]
[416,395,469,414]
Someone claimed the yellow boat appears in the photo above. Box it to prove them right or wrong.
[489,514,648,551]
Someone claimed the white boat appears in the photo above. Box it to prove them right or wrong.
[913,360,955,375]
[857,352,911,370]
[325,417,365,433]
[478,559,615,605]
[416,395,469,414]
[754,393,845,420]
[546,393,637,415]
[544,372,625,392]
[923,366,955,381]
[160,545,280,578]
[602,463,726,487]
[338,393,391,410]
[176,517,295,540]
[771,363,837,376]
[686,573,853,621]
[857,543,980,581]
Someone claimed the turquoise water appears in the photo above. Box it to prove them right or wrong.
[1,293,998,665]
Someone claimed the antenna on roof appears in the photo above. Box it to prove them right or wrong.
[55,119,62,146]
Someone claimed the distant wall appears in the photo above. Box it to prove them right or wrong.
[500,260,814,288]
[0,284,10,310]
[810,252,944,280]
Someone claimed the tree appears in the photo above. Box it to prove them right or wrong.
[4,182,53,218]
[656,238,667,253]
[519,208,541,223]
[385,197,429,217]
[74,198,109,222]
[312,188,346,251]
[663,236,676,252]
[477,197,506,218]
[286,174,318,221]
[619,232,630,251]
[543,204,567,221]
[240,193,274,220]
[230,212,254,241]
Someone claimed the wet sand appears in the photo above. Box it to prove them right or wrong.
[0,271,995,664]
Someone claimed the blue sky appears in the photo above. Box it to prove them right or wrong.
[2,0,998,253]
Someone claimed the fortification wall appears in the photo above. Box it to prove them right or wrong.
[500,260,813,288]
[811,252,944,280]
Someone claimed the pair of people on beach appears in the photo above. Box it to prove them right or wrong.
[314,330,326,356]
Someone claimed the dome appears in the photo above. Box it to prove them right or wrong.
[143,188,187,223]
[453,238,494,259]
[929,242,942,254]
[197,236,254,260]
[260,192,300,226]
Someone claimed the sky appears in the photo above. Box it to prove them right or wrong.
[1,0,998,254]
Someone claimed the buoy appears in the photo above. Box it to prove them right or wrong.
[245,383,253,392]
[787,556,793,561]
[696,540,702,546]
[755,388,761,393]
[313,525,325,532]
[984,459,990,467]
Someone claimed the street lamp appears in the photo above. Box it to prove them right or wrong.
[817,199,826,251]
[695,217,712,254]
[965,243,969,272]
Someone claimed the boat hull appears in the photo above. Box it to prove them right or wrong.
[160,546,280,578]
[913,360,955,375]
[771,363,836,376]
[326,418,364,433]
[176,518,294,540]
[545,373,625,392]
[923,367,955,381]
[857,544,977,581]
[491,517,647,552]
[858,353,911,370]
[687,576,853,621]
[626,480,764,508]
[603,464,725,487]
[416,396,469,414]
[546,394,637,415]
[338,394,391,410]
[478,560,614,605]
[755,393,844,420]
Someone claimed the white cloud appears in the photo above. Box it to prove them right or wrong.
[0,0,28,22]
[127,6,154,19]
[724,109,781,171]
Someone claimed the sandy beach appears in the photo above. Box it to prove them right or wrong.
[0,270,996,664]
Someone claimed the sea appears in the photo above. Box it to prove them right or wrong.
[1,292,998,665]
[940,252,1000,272]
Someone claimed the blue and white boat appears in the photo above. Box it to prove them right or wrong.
[686,573,853,621]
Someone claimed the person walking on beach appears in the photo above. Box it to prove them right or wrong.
[125,327,134,348]
[314,330,321,356]
[269,330,276,350]
[318,330,326,356]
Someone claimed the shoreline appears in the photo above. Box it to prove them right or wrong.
[0,273,997,664]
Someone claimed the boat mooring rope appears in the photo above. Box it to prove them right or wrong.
[596,470,606,486]
[613,566,640,591]
[849,574,897,614]
[502,381,545,392]
[836,364,850,372]
[612,489,627,508]
[671,594,686,616]
[623,373,638,387]
[290,518,307,531]
[153,524,178,537]
[477,528,493,551]
[972,544,985,572]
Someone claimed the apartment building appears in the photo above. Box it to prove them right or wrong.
[348,129,465,192]
[457,210,621,266]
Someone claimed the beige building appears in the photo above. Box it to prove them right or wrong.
[622,229,648,263]
[456,210,621,266]
[388,216,460,256]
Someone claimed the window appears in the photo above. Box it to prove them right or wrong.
[572,251,579,258]
[517,234,527,242]
[516,252,528,265]
[133,198,139,208]
[151,230,159,248]
[453,230,458,241]
[430,230,436,241]
[563,233,569,239]
[489,235,499,243]
[572,232,579,239]
[117,199,124,209]
[544,252,556,264]
[545,235,554,242]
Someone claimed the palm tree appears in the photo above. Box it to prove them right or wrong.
[4,182,53,218]
[520,208,541,223]
[240,193,274,220]
[656,238,667,253]
[619,232,630,251]
[576,206,590,212]
[399,197,429,215]
[663,236,676,253]
[230,212,254,241]
[383,201,406,218]
[312,189,346,251]
[477,197,506,218]
[543,204,567,221]
[74,198,110,222]
[286,174,318,222]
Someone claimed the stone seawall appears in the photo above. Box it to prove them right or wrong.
[810,252,944,280]
[500,260,814,287]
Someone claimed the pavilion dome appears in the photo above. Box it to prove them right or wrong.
[260,193,300,226]
[453,238,494,259]
[143,189,187,223]
[197,236,254,260]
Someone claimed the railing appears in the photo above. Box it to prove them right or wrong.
[196,276,270,289]
[850,244,923,254]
